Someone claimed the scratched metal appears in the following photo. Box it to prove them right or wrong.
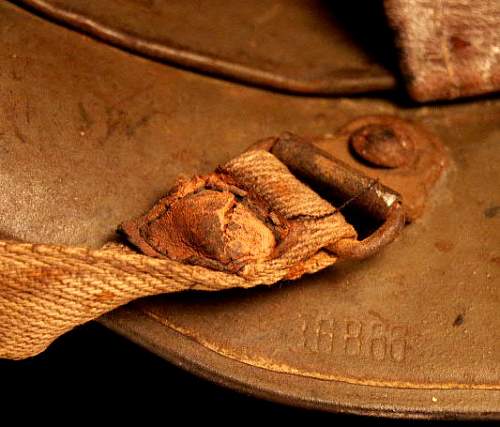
[12,0,396,95]
[1,2,499,419]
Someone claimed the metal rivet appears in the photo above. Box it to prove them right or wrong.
[350,124,414,168]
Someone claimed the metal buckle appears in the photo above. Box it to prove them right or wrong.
[250,132,406,260]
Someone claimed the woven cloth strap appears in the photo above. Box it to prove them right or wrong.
[0,150,355,360]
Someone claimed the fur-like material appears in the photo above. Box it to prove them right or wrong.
[385,0,500,101]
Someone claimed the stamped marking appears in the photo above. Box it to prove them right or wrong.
[294,315,408,363]
[146,309,500,389]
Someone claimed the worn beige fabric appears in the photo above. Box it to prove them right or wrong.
[0,150,355,360]
[385,0,500,101]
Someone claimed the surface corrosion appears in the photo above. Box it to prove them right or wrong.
[314,115,448,222]
[121,133,406,268]
[250,133,406,260]
[1,1,499,418]
[119,173,289,273]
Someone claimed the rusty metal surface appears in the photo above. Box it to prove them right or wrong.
[315,116,448,222]
[270,133,403,220]
[12,0,397,95]
[1,2,499,419]
[263,133,406,260]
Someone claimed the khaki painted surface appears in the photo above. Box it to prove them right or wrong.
[1,2,499,419]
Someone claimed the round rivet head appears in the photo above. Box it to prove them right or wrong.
[350,124,414,168]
